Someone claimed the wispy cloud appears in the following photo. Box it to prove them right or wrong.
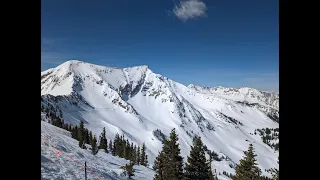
[172,0,208,22]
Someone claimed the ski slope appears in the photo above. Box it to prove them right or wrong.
[41,121,155,180]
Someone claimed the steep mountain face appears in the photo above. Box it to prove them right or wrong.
[41,60,279,179]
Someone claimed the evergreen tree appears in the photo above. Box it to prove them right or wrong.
[99,127,108,153]
[123,141,127,159]
[184,137,211,180]
[130,143,134,160]
[121,161,135,179]
[153,128,183,180]
[121,136,126,158]
[166,128,184,179]
[71,126,76,139]
[84,129,89,144]
[270,156,279,180]
[140,143,147,166]
[109,139,113,154]
[232,144,261,180]
[60,118,64,128]
[62,123,67,131]
[113,137,117,156]
[132,145,137,163]
[78,121,85,148]
[89,131,93,145]
[125,139,130,160]
[265,128,271,135]
[208,151,215,180]
[75,126,79,140]
[114,133,124,157]
[136,146,141,165]
[153,150,165,180]
[270,168,279,180]
[91,135,98,155]
[145,154,148,166]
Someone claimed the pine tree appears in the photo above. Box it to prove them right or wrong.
[75,126,79,140]
[153,128,184,180]
[78,121,85,148]
[140,143,147,166]
[91,135,97,155]
[123,141,127,159]
[71,126,76,139]
[121,161,135,179]
[132,145,137,163]
[232,144,261,180]
[208,151,215,180]
[130,143,134,161]
[119,135,125,157]
[270,156,279,180]
[136,146,140,165]
[153,150,165,180]
[114,133,124,157]
[270,168,279,180]
[84,129,89,144]
[99,127,108,153]
[109,139,113,154]
[125,139,130,160]
[113,137,117,156]
[184,137,211,180]
[121,136,126,158]
[89,131,93,145]
[167,128,184,179]
[145,154,148,166]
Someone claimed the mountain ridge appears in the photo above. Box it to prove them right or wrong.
[41,60,279,179]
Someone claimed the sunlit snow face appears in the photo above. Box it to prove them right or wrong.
[41,61,279,178]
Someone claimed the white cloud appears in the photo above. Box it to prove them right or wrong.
[172,0,207,22]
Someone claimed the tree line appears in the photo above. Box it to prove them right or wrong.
[42,105,149,168]
[254,128,279,151]
[65,120,149,167]
[42,105,278,179]
[41,103,65,128]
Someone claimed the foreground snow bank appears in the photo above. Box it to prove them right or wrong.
[41,121,155,180]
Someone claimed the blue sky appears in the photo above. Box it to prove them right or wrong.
[41,0,278,91]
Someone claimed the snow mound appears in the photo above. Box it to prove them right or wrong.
[41,121,155,180]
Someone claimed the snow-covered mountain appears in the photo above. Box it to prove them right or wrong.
[41,60,279,179]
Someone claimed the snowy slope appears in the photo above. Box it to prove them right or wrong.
[41,121,155,180]
[41,60,279,178]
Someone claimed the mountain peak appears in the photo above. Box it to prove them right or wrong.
[58,60,83,67]
[65,59,82,64]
